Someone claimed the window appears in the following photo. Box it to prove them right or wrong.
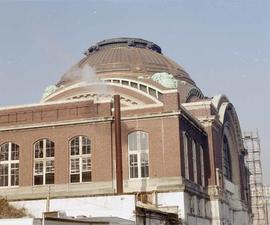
[200,145,205,186]
[157,92,163,101]
[199,198,206,217]
[189,195,198,215]
[139,84,147,93]
[128,131,149,178]
[193,196,198,215]
[223,135,232,181]
[131,82,138,89]
[70,136,91,183]
[0,142,19,187]
[192,140,197,183]
[149,87,157,98]
[183,132,189,179]
[34,139,55,185]
[122,80,129,86]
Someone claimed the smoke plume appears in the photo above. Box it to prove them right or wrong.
[63,64,112,97]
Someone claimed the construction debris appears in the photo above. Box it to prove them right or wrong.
[0,198,27,218]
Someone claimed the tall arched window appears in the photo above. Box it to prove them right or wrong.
[192,140,197,183]
[200,145,205,186]
[34,139,55,185]
[128,131,149,179]
[70,136,91,183]
[223,135,232,181]
[0,142,19,187]
[183,132,189,179]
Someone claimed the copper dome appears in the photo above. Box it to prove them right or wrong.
[57,38,195,87]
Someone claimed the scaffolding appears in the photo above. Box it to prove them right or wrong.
[243,131,268,225]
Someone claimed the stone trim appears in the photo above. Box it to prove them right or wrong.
[0,117,113,132]
[2,177,185,201]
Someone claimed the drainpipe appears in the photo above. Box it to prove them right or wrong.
[114,95,123,194]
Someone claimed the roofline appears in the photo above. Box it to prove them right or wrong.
[85,37,162,55]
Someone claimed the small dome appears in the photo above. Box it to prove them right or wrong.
[57,37,195,87]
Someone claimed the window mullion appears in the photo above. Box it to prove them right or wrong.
[8,142,11,186]
[8,162,11,187]
[43,139,46,158]
[79,157,82,183]
[138,151,141,178]
[137,133,141,178]
[43,159,46,185]
[43,139,46,185]
[79,136,82,183]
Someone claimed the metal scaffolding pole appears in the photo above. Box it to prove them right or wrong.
[243,131,268,225]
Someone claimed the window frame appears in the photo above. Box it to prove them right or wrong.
[128,131,149,179]
[33,139,55,186]
[69,135,92,183]
[0,142,19,188]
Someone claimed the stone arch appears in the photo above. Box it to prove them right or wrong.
[218,102,244,186]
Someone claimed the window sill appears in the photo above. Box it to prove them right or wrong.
[69,181,93,185]
[128,177,150,181]
[0,185,19,189]
[33,184,55,187]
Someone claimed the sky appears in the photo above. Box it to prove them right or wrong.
[0,0,269,183]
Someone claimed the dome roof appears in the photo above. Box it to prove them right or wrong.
[43,38,204,104]
[57,37,195,87]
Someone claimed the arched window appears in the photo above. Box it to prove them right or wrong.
[34,139,55,185]
[183,132,189,179]
[223,135,232,181]
[192,140,197,183]
[0,142,19,187]
[128,131,149,179]
[200,145,205,186]
[70,136,91,183]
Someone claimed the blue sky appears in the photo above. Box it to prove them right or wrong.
[0,0,269,183]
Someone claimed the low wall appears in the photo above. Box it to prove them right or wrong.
[11,195,136,221]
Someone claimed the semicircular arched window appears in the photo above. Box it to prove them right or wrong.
[34,139,55,185]
[69,136,91,183]
[223,135,232,181]
[128,131,149,179]
[182,132,189,179]
[0,142,19,187]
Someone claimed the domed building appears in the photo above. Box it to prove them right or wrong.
[0,38,251,225]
